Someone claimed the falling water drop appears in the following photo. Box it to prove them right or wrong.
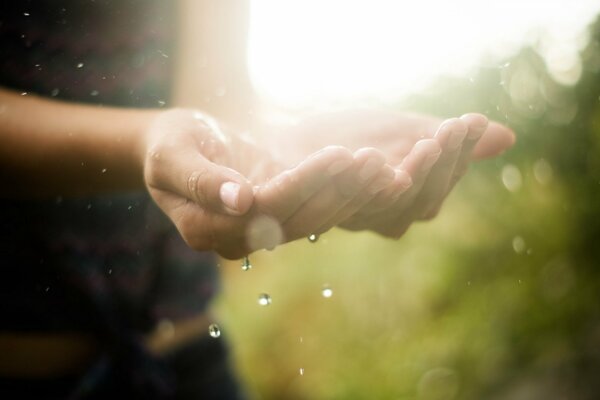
[321,285,333,298]
[76,62,84,68]
[241,256,252,271]
[208,323,221,338]
[258,293,272,306]
[512,236,526,254]
[308,234,319,243]
[299,368,305,376]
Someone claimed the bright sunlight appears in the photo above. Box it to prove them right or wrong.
[248,0,600,108]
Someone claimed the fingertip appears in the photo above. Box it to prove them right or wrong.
[236,180,255,214]
[472,122,517,160]
[460,113,489,140]
[434,118,468,151]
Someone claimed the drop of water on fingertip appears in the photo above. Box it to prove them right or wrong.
[258,293,272,306]
[208,323,221,338]
[242,256,252,271]
[308,234,319,243]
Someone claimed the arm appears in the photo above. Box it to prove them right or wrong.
[0,88,155,197]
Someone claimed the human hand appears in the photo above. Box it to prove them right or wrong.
[141,109,395,258]
[271,109,515,238]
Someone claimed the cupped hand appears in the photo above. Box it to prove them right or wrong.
[141,109,393,259]
[273,109,515,238]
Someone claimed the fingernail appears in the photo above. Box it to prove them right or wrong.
[368,174,394,194]
[220,181,240,212]
[422,151,441,171]
[359,158,381,182]
[327,159,352,175]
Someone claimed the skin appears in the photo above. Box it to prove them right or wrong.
[0,90,514,259]
[269,109,515,238]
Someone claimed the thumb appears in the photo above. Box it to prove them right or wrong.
[193,162,254,215]
[147,150,254,216]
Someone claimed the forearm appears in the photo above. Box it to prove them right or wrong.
[0,88,159,197]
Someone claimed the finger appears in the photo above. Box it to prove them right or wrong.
[389,139,441,213]
[472,120,516,160]
[255,146,353,221]
[145,148,254,216]
[415,118,468,217]
[445,113,488,191]
[281,148,390,240]
[314,159,396,233]
[353,169,413,215]
[338,140,439,233]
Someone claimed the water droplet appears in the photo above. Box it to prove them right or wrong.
[501,164,522,192]
[90,90,99,96]
[157,100,166,107]
[321,285,333,298]
[76,62,84,68]
[241,256,252,271]
[108,268,113,275]
[299,368,304,376]
[308,234,319,243]
[208,323,221,338]
[127,205,133,211]
[51,88,60,97]
[157,50,169,58]
[23,12,30,16]
[45,286,50,292]
[101,168,107,173]
[86,203,92,210]
[257,293,272,306]
[299,336,303,343]
[21,92,28,96]
[512,236,526,254]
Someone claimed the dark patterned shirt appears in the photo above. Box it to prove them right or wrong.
[0,0,219,335]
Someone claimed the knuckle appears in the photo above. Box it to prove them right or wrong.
[187,169,209,203]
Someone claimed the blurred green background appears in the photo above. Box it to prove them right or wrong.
[214,15,600,400]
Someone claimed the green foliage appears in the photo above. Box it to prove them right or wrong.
[216,16,600,400]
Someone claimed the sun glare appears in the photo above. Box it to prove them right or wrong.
[248,0,600,108]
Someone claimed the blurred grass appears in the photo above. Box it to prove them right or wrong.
[212,16,600,400]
